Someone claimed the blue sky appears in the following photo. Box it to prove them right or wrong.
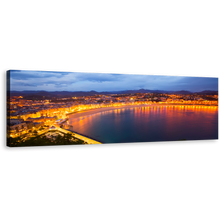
[9,70,218,92]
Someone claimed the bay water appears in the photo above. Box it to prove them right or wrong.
[68,105,218,143]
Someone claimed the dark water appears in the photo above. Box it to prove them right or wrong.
[68,106,218,143]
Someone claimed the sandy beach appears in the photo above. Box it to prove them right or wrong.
[67,104,217,120]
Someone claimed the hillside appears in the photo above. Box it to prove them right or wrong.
[9,89,218,100]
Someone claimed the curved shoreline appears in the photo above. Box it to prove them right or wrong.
[67,104,218,120]
[65,103,218,144]
[65,129,102,144]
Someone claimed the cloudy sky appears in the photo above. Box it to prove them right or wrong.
[8,70,218,92]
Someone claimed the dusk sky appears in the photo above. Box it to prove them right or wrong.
[9,70,218,92]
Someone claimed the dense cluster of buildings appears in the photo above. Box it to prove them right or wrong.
[7,92,218,138]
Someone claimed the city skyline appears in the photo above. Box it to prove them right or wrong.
[9,70,218,92]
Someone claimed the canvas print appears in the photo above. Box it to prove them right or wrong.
[7,70,218,147]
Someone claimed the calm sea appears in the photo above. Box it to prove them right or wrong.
[68,105,218,143]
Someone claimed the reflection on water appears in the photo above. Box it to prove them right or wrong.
[68,105,218,143]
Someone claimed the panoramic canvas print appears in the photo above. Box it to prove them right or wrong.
[7,70,218,147]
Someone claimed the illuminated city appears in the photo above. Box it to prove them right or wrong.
[7,89,218,146]
[7,70,218,146]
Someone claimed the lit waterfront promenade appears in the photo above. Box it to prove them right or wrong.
[57,127,101,145]
[67,103,218,120]
[15,126,101,145]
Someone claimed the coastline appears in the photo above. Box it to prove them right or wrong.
[65,103,218,144]
[64,129,103,144]
[67,103,218,120]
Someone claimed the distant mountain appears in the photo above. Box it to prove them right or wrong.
[196,90,218,95]
[9,89,218,99]
[172,90,193,95]
[119,89,193,95]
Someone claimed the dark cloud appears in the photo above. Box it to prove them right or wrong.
[23,83,38,87]
[18,82,38,87]
[77,73,123,83]
[8,70,218,92]
[53,82,73,87]
[10,70,70,80]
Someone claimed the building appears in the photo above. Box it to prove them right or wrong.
[49,126,57,130]
[27,116,45,123]
[6,119,24,126]
[33,122,44,129]
[62,124,73,130]
[25,121,34,130]
[27,116,56,125]
[10,122,27,133]
[44,116,56,125]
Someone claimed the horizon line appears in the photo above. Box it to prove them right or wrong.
[9,89,218,93]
